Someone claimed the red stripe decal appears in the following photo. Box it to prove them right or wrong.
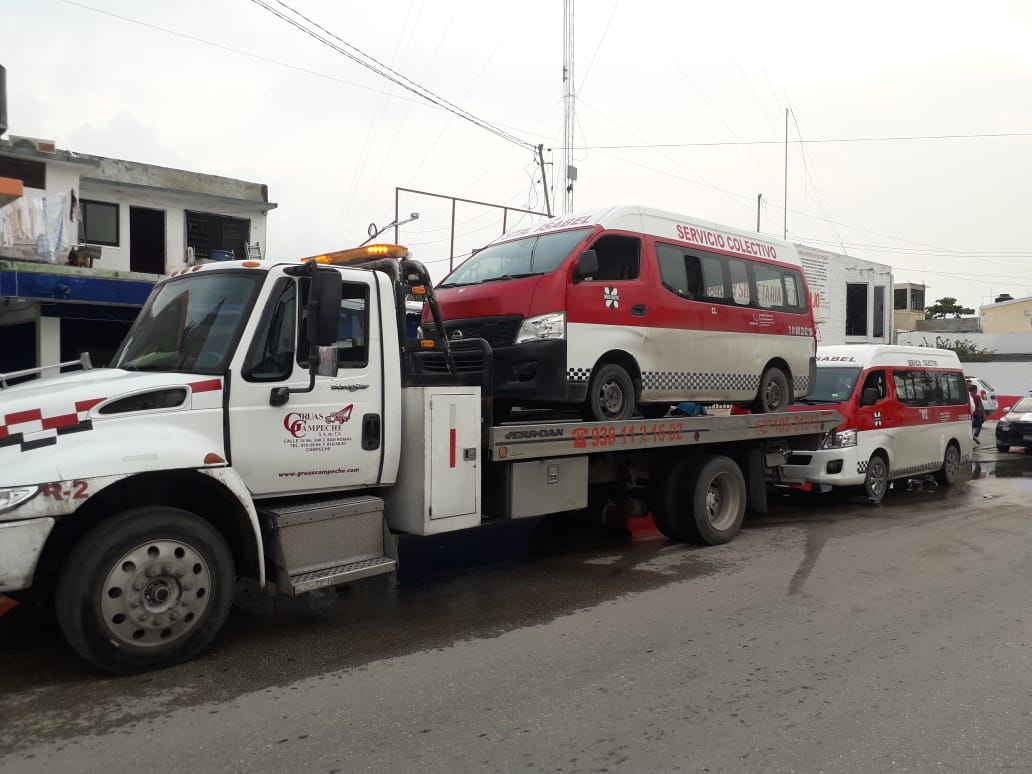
[42,413,79,430]
[6,409,42,425]
[0,426,7,439]
[75,398,105,412]
[189,379,223,393]
[449,428,456,468]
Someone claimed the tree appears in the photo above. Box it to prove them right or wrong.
[920,336,994,362]
[925,297,974,319]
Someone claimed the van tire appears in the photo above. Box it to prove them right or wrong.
[582,363,635,422]
[638,403,670,419]
[996,444,1009,453]
[861,454,889,504]
[934,442,961,486]
[753,367,790,413]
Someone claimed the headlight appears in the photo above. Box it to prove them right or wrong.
[0,485,40,514]
[998,421,1011,431]
[821,428,857,449]
[515,312,566,344]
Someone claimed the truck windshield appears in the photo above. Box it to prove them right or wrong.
[797,366,863,403]
[112,272,264,374]
[438,228,591,288]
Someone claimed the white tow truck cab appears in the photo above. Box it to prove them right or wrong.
[0,245,840,674]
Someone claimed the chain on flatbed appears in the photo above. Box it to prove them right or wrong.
[489,410,843,460]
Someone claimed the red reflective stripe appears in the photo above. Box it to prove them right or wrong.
[449,428,456,468]
[42,413,78,430]
[190,379,223,393]
[6,409,42,425]
[75,398,105,412]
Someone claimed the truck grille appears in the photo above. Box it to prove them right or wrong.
[422,315,522,349]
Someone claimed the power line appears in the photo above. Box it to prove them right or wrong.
[572,131,1032,150]
[250,0,535,150]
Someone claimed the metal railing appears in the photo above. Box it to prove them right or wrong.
[0,352,93,389]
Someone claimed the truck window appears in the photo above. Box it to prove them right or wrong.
[297,279,370,369]
[242,279,296,382]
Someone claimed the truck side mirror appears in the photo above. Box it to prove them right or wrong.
[309,268,343,347]
[573,250,599,283]
[860,387,879,406]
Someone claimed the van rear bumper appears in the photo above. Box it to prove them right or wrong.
[492,340,587,406]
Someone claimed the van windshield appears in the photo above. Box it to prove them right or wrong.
[439,228,591,288]
[798,366,862,403]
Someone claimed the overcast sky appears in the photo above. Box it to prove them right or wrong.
[3,0,1031,307]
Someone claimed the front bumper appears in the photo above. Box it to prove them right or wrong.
[493,340,586,406]
[781,447,865,487]
[0,517,55,592]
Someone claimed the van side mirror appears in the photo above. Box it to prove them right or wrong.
[860,387,879,406]
[574,250,599,282]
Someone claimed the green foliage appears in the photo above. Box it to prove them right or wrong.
[925,297,975,319]
[919,335,995,362]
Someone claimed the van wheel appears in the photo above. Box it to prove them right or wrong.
[752,367,790,413]
[861,454,889,504]
[934,442,961,486]
[582,363,635,422]
[996,444,1009,453]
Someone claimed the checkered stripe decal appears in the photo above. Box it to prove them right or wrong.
[0,378,221,453]
[856,459,940,477]
[642,371,761,392]
[0,398,104,453]
[567,368,592,383]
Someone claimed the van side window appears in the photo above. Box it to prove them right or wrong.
[587,235,640,281]
[729,259,752,306]
[861,370,886,402]
[655,243,703,297]
[753,263,786,310]
[893,369,966,407]
[700,255,726,300]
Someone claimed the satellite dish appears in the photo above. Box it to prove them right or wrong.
[367,222,378,238]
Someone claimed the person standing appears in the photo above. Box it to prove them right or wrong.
[969,383,985,444]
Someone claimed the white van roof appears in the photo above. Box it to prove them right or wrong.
[816,344,962,370]
[494,205,801,265]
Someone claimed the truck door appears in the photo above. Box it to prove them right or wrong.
[228,274,385,497]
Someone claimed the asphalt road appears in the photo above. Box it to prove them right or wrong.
[2,443,1031,774]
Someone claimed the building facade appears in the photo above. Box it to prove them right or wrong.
[0,134,275,379]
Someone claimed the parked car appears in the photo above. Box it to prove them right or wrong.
[995,396,1032,452]
[966,376,998,415]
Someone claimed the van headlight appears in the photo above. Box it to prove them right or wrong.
[515,312,566,344]
[821,429,857,449]
[998,421,1011,431]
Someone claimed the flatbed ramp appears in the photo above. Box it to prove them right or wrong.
[489,410,843,460]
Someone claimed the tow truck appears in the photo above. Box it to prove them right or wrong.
[0,244,841,674]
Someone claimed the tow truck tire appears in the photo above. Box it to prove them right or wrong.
[583,363,635,422]
[55,507,235,675]
[934,442,962,486]
[653,454,746,545]
[752,366,790,414]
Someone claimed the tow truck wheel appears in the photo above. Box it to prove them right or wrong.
[583,363,635,422]
[752,366,790,413]
[55,507,235,675]
[652,454,746,545]
[934,442,962,486]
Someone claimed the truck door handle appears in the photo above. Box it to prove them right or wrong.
[361,413,381,450]
[632,304,647,316]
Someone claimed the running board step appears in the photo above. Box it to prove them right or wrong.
[287,556,397,595]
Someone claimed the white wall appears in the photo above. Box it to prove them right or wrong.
[896,330,1032,397]
[796,245,893,346]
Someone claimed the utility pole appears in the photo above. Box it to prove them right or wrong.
[756,193,763,233]
[536,144,553,217]
[783,108,789,240]
[561,0,576,214]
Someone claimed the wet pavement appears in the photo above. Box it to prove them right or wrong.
[2,441,1032,773]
